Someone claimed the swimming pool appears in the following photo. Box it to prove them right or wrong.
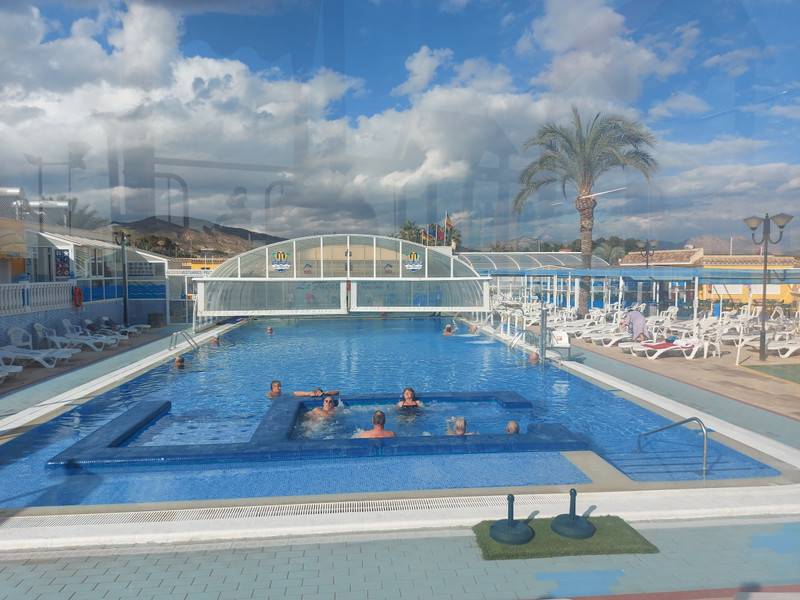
[0,317,780,509]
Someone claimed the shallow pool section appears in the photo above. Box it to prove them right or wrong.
[47,392,588,469]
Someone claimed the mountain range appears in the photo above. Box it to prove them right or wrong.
[124,217,795,258]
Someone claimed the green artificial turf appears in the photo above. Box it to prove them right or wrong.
[743,363,800,384]
[473,515,659,560]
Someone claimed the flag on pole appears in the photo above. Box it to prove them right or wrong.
[421,229,430,243]
[445,212,452,230]
[436,224,444,242]
[428,225,436,244]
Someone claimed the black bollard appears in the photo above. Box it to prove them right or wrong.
[551,488,595,539]
[489,494,534,545]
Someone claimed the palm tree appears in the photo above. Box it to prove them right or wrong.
[62,196,109,230]
[513,106,658,314]
[593,240,626,266]
[396,220,422,243]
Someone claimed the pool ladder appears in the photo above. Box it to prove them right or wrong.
[638,417,708,478]
[169,331,199,350]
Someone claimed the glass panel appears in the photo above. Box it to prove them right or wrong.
[322,235,349,278]
[352,280,484,310]
[101,249,115,278]
[91,279,104,301]
[375,237,401,278]
[295,237,322,278]
[202,280,343,312]
[239,248,266,278]
[348,235,375,277]
[73,247,91,279]
[426,248,452,277]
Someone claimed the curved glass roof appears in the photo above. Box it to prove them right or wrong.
[458,252,609,273]
[196,234,488,316]
[212,234,482,280]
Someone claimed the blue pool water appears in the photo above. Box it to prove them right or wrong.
[0,317,779,509]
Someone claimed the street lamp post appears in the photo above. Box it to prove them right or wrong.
[111,224,133,327]
[24,142,90,233]
[636,239,658,268]
[743,212,793,361]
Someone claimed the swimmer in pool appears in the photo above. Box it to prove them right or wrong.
[294,388,340,397]
[446,416,474,435]
[267,380,282,398]
[307,396,337,419]
[506,421,520,434]
[360,410,395,438]
[397,387,422,408]
[442,323,457,335]
[174,355,185,368]
[266,326,274,334]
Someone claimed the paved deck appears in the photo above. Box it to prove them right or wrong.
[0,321,799,599]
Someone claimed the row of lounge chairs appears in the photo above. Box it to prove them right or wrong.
[0,317,150,384]
[546,303,799,361]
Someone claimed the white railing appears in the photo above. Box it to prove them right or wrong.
[0,282,75,316]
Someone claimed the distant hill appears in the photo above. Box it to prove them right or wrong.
[121,216,285,257]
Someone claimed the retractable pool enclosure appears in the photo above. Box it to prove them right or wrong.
[194,234,489,316]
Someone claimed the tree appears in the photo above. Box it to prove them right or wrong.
[62,196,109,231]
[396,220,422,243]
[513,106,658,314]
[447,225,462,247]
[593,240,626,266]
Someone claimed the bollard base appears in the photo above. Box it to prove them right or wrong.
[489,519,534,545]
[550,514,595,539]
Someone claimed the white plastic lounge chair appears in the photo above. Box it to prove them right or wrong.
[673,338,714,360]
[0,347,73,369]
[7,327,39,351]
[32,323,83,356]
[83,319,130,343]
[766,339,800,358]
[590,330,631,347]
[60,319,118,351]
[101,316,150,335]
[631,341,684,360]
[0,352,23,381]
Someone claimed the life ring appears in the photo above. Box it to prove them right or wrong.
[73,287,83,307]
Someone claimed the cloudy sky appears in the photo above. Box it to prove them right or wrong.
[1,0,798,251]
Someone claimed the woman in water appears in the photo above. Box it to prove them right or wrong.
[397,387,422,408]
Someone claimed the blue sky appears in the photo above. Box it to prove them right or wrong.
[1,0,798,251]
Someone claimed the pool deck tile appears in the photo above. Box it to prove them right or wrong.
[1,517,795,600]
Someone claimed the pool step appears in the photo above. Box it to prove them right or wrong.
[603,449,778,482]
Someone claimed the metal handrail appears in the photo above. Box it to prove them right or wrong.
[169,331,199,350]
[638,417,708,477]
[509,331,524,348]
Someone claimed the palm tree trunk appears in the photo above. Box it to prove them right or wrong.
[576,195,596,316]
